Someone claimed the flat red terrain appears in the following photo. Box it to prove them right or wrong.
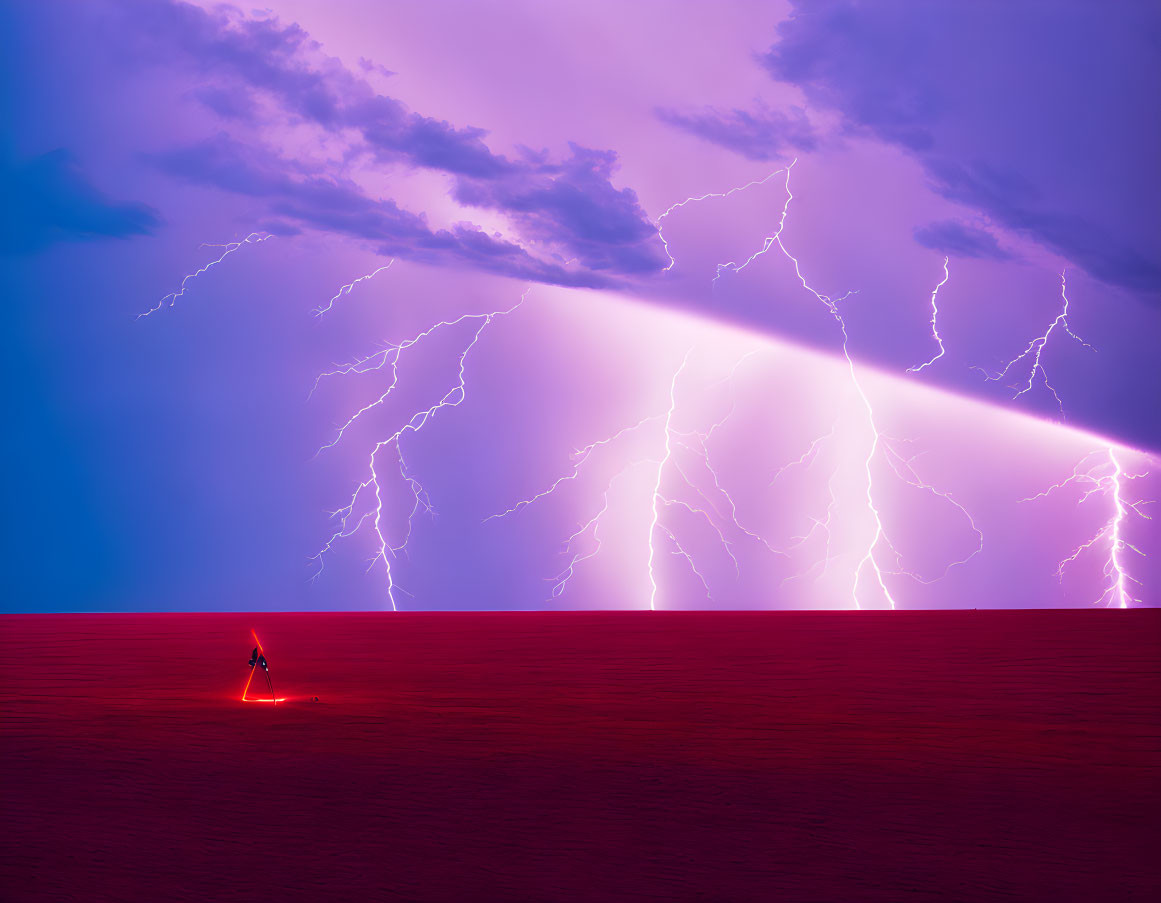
[2,611,1159,900]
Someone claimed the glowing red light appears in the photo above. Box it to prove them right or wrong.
[241,630,284,704]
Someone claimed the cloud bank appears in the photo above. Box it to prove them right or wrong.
[118,0,668,287]
[763,0,1161,298]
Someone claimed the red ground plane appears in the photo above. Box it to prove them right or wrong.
[1,610,1158,901]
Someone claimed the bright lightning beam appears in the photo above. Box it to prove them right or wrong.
[1023,447,1152,607]
[491,346,784,606]
[647,349,693,610]
[1106,449,1141,609]
[138,232,271,318]
[908,256,951,373]
[489,350,780,603]
[741,164,896,608]
[493,164,988,610]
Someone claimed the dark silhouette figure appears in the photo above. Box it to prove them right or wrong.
[245,644,275,702]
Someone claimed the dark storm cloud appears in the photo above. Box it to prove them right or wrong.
[655,104,818,161]
[928,158,1161,293]
[116,0,667,281]
[763,0,1161,299]
[913,220,1014,262]
[0,149,160,255]
[452,144,667,275]
[345,93,513,180]
[149,136,611,289]
[123,1,346,126]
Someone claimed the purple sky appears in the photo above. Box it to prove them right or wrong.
[2,1,1158,611]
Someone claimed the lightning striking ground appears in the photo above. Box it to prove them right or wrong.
[1022,448,1152,607]
[647,352,691,609]
[692,162,982,607]
[487,348,788,605]
[496,161,987,610]
[310,288,530,608]
[307,155,1042,612]
[702,162,897,607]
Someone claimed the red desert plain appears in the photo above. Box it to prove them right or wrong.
[2,610,1159,900]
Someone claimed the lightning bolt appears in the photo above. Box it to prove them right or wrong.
[980,271,1095,416]
[313,260,394,317]
[702,160,895,607]
[907,256,951,373]
[880,438,984,583]
[487,413,656,601]
[314,297,529,454]
[311,288,530,608]
[781,479,839,587]
[712,160,798,287]
[138,232,271,318]
[657,524,713,603]
[654,165,792,272]
[704,162,980,607]
[668,352,786,560]
[493,162,988,612]
[772,424,838,585]
[482,414,662,523]
[644,350,777,607]
[545,464,668,602]
[647,351,691,609]
[769,425,834,487]
[548,488,613,600]
[1022,448,1152,607]
[489,348,792,607]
